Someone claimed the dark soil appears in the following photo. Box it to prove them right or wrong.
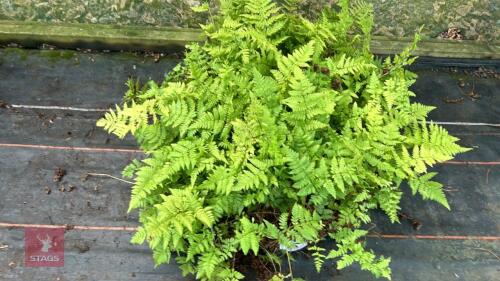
[398,212,423,231]
[443,97,465,104]
[53,168,66,182]
[73,240,91,253]
[0,99,10,108]
[235,253,276,281]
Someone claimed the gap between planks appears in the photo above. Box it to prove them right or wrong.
[0,143,498,166]
[0,222,499,241]
[9,104,108,112]
[7,104,500,128]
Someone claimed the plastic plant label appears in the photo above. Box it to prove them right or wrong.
[279,241,308,252]
[25,227,64,267]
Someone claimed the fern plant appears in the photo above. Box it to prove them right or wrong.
[97,0,469,280]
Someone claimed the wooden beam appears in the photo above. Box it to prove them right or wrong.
[0,21,203,52]
[371,36,499,59]
[0,20,498,59]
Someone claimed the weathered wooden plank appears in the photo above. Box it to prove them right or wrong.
[289,239,500,281]
[0,147,497,237]
[0,49,497,164]
[0,107,497,161]
[1,49,497,161]
[1,227,497,281]
[371,166,500,237]
[0,228,187,281]
[0,21,498,58]
[0,20,203,53]
[370,36,499,59]
[0,109,136,148]
[0,48,178,107]
[1,49,497,122]
[411,70,500,124]
[0,147,140,226]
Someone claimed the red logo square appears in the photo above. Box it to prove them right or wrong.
[25,227,64,267]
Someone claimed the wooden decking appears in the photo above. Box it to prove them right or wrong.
[0,49,498,280]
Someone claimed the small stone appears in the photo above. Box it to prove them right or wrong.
[186,0,200,7]
[80,174,89,182]
[153,53,161,63]
[457,79,465,87]
[440,27,463,40]
[73,241,90,253]
[468,90,480,100]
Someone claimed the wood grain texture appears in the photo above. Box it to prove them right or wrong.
[0,21,498,58]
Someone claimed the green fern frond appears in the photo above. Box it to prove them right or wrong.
[409,172,450,210]
[309,245,326,272]
[98,0,470,280]
[236,217,262,255]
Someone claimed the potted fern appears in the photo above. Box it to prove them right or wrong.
[97,0,469,280]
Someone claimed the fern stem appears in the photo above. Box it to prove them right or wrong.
[263,247,278,273]
[285,251,294,279]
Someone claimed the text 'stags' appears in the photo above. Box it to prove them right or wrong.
[25,227,64,267]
